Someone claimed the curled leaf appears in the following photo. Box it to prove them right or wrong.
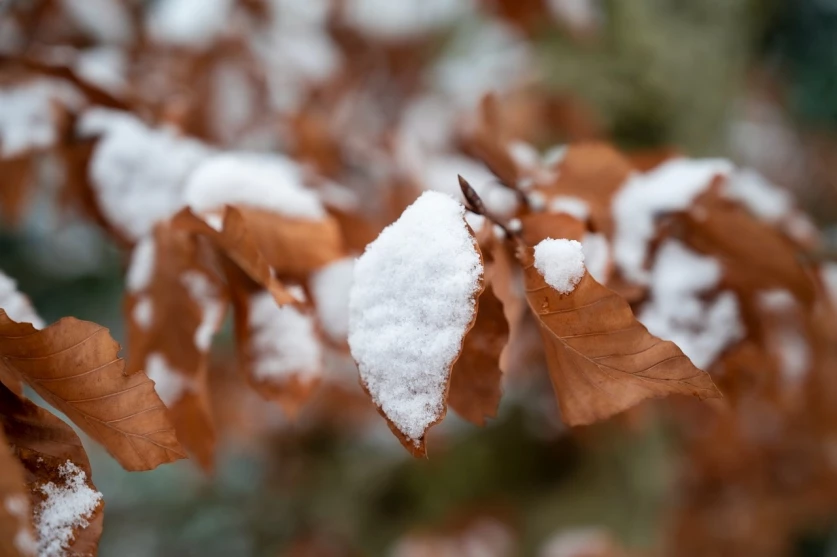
[0,311,186,471]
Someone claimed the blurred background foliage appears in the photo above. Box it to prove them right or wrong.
[3,0,837,555]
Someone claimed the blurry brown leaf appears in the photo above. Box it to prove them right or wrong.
[0,311,186,471]
[0,154,33,227]
[125,223,225,471]
[448,279,509,426]
[236,207,345,278]
[225,264,323,418]
[518,247,721,426]
[533,143,634,236]
[520,212,585,246]
[172,207,299,307]
[681,189,816,305]
[0,428,33,557]
[0,384,103,556]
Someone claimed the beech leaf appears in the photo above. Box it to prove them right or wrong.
[518,244,722,426]
[448,279,509,426]
[125,224,225,471]
[0,428,34,557]
[349,192,485,456]
[0,384,103,556]
[0,311,186,471]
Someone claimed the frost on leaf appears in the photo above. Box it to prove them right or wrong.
[34,461,102,557]
[0,384,103,556]
[348,191,484,456]
[518,244,721,426]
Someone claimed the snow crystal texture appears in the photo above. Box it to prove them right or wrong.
[348,191,483,443]
[533,239,586,294]
[183,152,325,219]
[248,291,322,382]
[35,461,102,557]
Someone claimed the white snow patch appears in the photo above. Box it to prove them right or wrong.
[126,235,156,292]
[343,0,471,40]
[181,271,224,352]
[34,461,102,557]
[145,353,188,406]
[533,239,586,294]
[0,272,44,329]
[613,158,733,285]
[725,168,792,223]
[433,20,533,110]
[758,290,810,385]
[348,191,483,443]
[539,527,613,557]
[146,0,233,48]
[310,258,355,344]
[183,153,325,219]
[132,297,153,330]
[80,109,213,241]
[581,233,609,284]
[546,0,602,31]
[548,196,589,220]
[60,0,134,44]
[248,291,322,382]
[0,80,81,157]
[638,240,744,370]
[421,155,518,218]
[74,47,127,95]
[5,495,36,556]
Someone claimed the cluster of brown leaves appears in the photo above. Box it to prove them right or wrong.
[1,1,836,555]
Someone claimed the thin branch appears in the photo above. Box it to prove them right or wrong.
[458,175,519,239]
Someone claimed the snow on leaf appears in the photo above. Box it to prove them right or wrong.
[612,157,733,285]
[637,240,744,371]
[310,257,355,346]
[79,108,213,242]
[517,244,721,426]
[34,461,102,557]
[348,191,484,455]
[0,384,102,556]
[533,238,586,294]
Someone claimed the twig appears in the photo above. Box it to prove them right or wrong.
[458,175,519,239]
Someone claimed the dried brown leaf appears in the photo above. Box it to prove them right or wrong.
[518,247,721,426]
[171,207,299,307]
[0,384,103,556]
[448,280,509,426]
[0,428,33,557]
[0,311,186,471]
[125,223,224,471]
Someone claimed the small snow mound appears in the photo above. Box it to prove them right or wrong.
[348,191,483,443]
[145,353,189,406]
[248,291,322,382]
[533,239,586,294]
[35,461,102,557]
[0,272,44,329]
[310,258,355,344]
[183,153,325,219]
[613,157,732,285]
